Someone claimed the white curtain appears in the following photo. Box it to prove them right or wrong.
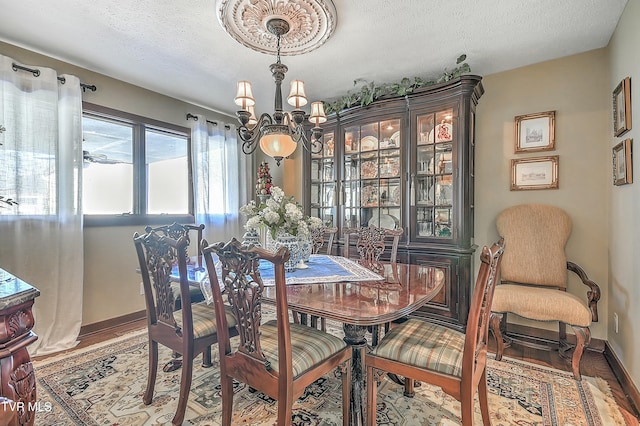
[0,54,83,356]
[191,115,250,244]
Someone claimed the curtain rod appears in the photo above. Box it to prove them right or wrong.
[186,113,230,130]
[11,62,97,92]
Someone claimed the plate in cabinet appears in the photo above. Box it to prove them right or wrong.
[361,136,378,151]
[361,185,378,207]
[429,122,453,143]
[361,160,378,179]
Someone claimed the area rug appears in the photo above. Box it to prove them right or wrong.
[33,325,626,425]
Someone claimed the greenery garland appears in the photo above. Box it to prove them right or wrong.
[323,54,470,115]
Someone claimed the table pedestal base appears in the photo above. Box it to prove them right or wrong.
[343,324,368,426]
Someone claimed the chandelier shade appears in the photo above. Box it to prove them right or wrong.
[259,132,297,160]
[309,101,327,126]
[287,80,308,108]
[234,80,255,110]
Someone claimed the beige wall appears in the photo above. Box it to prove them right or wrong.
[607,0,640,388]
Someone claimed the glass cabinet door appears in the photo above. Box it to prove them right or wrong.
[342,119,402,232]
[413,108,454,240]
[310,130,336,226]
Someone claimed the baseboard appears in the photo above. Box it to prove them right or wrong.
[79,310,146,337]
[604,342,640,417]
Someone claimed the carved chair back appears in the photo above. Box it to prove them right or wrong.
[465,239,504,382]
[203,238,291,372]
[310,226,338,254]
[134,230,191,334]
[145,222,205,267]
[343,225,403,273]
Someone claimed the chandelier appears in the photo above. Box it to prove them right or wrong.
[233,18,326,166]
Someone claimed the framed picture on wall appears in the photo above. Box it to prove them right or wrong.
[510,155,559,190]
[612,139,633,185]
[514,111,555,153]
[613,77,632,137]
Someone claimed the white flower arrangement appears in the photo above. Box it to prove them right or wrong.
[240,186,324,239]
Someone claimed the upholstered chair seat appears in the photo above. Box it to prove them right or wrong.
[171,282,206,309]
[492,284,592,327]
[372,319,465,377]
[174,303,237,339]
[260,321,348,376]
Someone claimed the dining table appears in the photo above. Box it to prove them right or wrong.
[176,254,445,426]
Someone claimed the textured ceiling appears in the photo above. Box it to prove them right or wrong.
[0,0,627,119]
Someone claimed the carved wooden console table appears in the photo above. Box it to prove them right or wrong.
[0,268,40,425]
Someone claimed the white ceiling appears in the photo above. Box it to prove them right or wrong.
[0,0,627,118]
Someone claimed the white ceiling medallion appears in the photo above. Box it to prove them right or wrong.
[217,0,337,56]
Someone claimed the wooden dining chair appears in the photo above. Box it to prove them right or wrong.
[134,229,237,426]
[145,222,206,310]
[343,224,403,274]
[202,237,352,426]
[344,224,404,344]
[365,239,505,426]
[310,226,338,254]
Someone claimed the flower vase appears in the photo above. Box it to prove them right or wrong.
[298,235,312,262]
[257,194,271,206]
[273,232,300,272]
[241,229,262,247]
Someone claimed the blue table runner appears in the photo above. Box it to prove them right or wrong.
[257,254,383,286]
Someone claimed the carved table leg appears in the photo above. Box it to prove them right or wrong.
[343,323,368,426]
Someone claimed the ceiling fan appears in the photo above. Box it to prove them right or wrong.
[83,150,124,164]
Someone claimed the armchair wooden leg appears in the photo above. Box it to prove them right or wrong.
[571,325,590,380]
[489,312,505,360]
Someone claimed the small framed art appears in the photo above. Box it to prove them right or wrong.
[510,155,559,191]
[612,139,632,186]
[514,111,555,153]
[613,77,631,137]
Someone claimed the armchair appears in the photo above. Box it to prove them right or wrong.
[489,204,600,380]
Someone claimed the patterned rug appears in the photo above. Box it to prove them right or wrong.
[33,322,626,425]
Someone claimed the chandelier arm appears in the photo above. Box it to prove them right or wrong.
[237,113,274,154]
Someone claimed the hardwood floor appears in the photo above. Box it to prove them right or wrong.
[35,318,640,424]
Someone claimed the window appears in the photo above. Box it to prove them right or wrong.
[82,103,193,226]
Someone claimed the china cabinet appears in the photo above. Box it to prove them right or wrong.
[305,75,483,330]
